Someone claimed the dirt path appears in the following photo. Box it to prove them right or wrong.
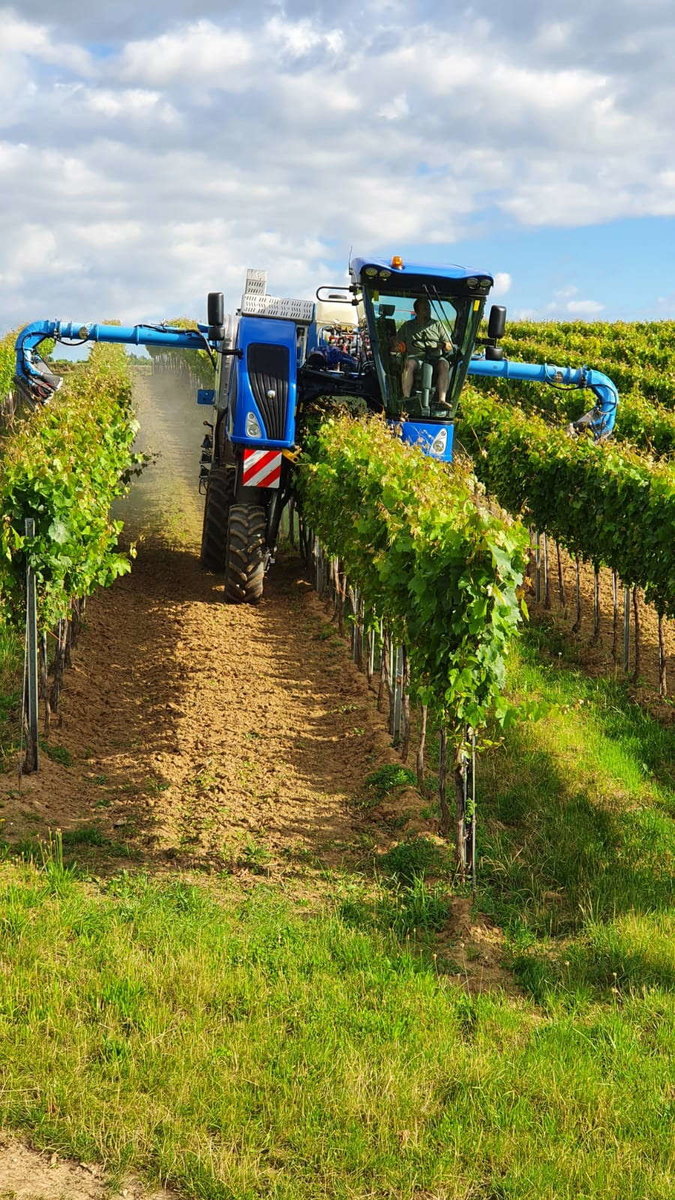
[0,371,409,878]
[0,1135,178,1200]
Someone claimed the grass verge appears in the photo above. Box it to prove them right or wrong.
[0,858,672,1200]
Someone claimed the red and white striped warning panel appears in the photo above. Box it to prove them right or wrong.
[241,449,282,488]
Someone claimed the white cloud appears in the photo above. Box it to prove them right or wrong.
[118,21,253,88]
[566,299,605,316]
[264,16,345,58]
[492,273,512,297]
[545,287,604,318]
[377,93,409,120]
[2,3,675,327]
[82,88,180,125]
[0,9,93,73]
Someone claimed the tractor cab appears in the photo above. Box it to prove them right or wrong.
[350,257,495,460]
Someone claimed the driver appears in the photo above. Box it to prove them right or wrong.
[394,298,453,408]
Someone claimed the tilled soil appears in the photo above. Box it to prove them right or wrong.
[0,371,408,876]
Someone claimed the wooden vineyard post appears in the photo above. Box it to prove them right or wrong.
[336,565,346,637]
[315,540,324,598]
[438,728,452,838]
[657,614,667,697]
[416,705,428,788]
[534,531,541,605]
[556,542,567,609]
[378,626,390,713]
[592,567,601,644]
[400,647,411,763]
[572,557,582,633]
[330,558,339,619]
[347,583,357,658]
[39,632,51,737]
[611,572,619,663]
[23,518,39,774]
[49,619,67,714]
[353,593,364,671]
[622,586,631,673]
[390,643,403,746]
[632,588,641,682]
[542,533,551,609]
[366,627,375,687]
[449,734,477,885]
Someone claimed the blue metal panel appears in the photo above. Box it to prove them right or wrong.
[467,358,619,438]
[197,388,215,405]
[351,257,493,286]
[399,420,455,461]
[230,315,297,449]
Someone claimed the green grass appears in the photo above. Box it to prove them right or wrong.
[0,863,672,1200]
[477,629,674,922]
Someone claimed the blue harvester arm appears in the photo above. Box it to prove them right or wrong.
[466,358,619,440]
[15,319,213,403]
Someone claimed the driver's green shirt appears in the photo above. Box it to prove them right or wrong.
[397,317,451,356]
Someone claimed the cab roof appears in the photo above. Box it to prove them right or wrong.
[350,257,493,285]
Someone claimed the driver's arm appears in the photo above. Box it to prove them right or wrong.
[435,322,453,353]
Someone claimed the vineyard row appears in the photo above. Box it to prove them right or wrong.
[457,389,675,619]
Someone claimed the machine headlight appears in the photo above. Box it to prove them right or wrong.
[379,269,391,280]
[246,412,263,438]
[365,267,378,277]
[431,428,448,456]
[466,277,478,289]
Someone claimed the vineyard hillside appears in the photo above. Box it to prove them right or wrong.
[0,334,672,1200]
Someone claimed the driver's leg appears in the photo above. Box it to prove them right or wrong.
[434,358,450,407]
[402,356,417,399]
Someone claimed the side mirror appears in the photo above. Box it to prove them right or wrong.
[207,292,225,339]
[487,305,506,341]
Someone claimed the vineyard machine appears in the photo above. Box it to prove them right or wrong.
[15,256,620,603]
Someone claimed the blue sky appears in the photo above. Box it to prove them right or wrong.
[1,0,675,330]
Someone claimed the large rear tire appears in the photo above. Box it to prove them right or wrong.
[224,503,267,604]
[200,467,235,572]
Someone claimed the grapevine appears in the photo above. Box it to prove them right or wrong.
[457,388,675,618]
[297,415,529,743]
[0,342,138,631]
